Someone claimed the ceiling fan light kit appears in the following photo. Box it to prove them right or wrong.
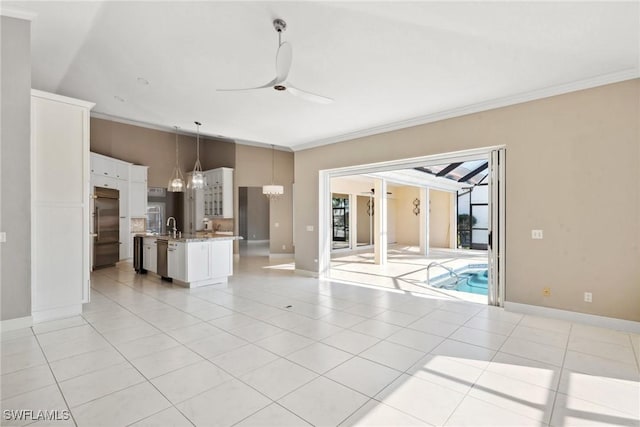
[218,18,333,104]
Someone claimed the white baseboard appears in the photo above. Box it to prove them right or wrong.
[504,302,640,334]
[0,316,33,332]
[269,253,294,259]
[32,305,82,324]
[295,269,319,278]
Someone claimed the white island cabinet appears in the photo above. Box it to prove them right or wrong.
[165,237,234,287]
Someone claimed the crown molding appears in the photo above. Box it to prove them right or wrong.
[291,68,640,152]
[0,7,36,21]
[90,111,292,152]
[90,111,235,143]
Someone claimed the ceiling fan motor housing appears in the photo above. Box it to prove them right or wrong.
[273,19,287,32]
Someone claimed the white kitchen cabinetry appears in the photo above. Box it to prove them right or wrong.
[186,242,212,283]
[210,240,233,278]
[184,173,206,233]
[143,238,157,273]
[90,153,147,260]
[116,167,130,258]
[31,90,95,322]
[130,165,148,218]
[90,154,115,178]
[168,238,234,287]
[114,162,130,181]
[91,174,119,190]
[167,241,186,281]
[203,167,233,219]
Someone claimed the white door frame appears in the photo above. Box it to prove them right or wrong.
[488,148,506,306]
[319,145,506,304]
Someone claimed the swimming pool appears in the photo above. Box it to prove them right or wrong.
[430,264,488,295]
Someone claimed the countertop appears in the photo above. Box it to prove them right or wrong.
[137,232,242,243]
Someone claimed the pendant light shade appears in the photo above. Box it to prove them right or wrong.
[189,121,205,189]
[262,144,284,199]
[168,126,185,192]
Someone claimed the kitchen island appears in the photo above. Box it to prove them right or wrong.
[139,233,241,288]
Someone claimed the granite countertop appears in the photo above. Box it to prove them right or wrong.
[137,233,242,243]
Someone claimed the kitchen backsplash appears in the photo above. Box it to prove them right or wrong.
[212,218,233,232]
[131,218,146,233]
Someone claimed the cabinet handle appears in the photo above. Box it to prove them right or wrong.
[103,172,108,175]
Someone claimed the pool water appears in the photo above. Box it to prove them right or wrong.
[455,269,488,295]
[430,265,489,296]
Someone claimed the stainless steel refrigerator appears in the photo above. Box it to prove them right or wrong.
[93,187,119,268]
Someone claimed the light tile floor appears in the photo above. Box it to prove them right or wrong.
[1,256,639,426]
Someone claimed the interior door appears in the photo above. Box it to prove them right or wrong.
[487,148,506,306]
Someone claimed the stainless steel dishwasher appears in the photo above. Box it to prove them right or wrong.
[156,239,170,280]
[133,235,146,273]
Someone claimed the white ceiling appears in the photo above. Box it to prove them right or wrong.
[4,1,639,150]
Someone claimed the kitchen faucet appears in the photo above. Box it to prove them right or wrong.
[167,217,177,238]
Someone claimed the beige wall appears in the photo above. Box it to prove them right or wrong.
[90,118,235,188]
[357,196,373,245]
[394,186,421,246]
[234,145,294,254]
[294,79,640,322]
[430,189,453,248]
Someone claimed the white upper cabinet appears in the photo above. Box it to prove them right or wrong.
[203,167,233,219]
[90,154,115,178]
[115,161,130,180]
[130,165,147,183]
[129,165,148,218]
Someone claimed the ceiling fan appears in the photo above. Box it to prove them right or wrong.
[217,19,333,104]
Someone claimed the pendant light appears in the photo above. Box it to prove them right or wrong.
[262,144,284,199]
[167,126,185,192]
[189,121,205,189]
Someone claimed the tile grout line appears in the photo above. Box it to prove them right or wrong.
[30,331,79,427]
[546,321,574,427]
[80,298,201,426]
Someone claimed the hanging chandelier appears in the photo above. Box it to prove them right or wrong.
[168,126,185,192]
[189,121,205,189]
[262,144,284,199]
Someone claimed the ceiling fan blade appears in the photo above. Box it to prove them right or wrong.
[275,42,292,83]
[286,83,333,104]
[217,77,278,92]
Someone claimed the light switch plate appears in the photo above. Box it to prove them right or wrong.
[531,229,543,239]
[0,232,5,243]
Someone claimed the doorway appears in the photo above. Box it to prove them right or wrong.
[319,147,505,306]
[238,186,270,257]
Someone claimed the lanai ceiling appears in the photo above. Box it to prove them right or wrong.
[4,1,639,149]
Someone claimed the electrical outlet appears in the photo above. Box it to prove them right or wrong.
[282,245,286,250]
[306,225,314,232]
[543,287,551,296]
[0,232,6,243]
[531,229,544,239]
[275,222,279,228]
[584,292,592,303]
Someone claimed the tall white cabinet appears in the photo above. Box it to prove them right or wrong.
[31,90,94,322]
